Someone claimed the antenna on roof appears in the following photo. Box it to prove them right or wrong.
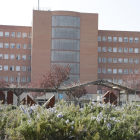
[38,0,39,10]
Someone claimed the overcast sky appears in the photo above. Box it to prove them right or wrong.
[0,0,140,31]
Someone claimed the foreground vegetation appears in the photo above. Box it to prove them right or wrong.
[1,100,140,140]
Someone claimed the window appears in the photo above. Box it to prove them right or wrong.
[22,33,27,38]
[16,77,20,82]
[113,37,117,42]
[108,47,112,52]
[22,44,27,49]
[113,47,117,52]
[5,43,9,48]
[102,58,106,63]
[98,36,101,41]
[10,77,14,82]
[10,66,14,71]
[28,33,31,38]
[4,54,9,59]
[0,65,2,71]
[10,54,15,60]
[124,69,128,74]
[16,55,20,60]
[118,48,122,53]
[4,65,8,71]
[102,47,106,52]
[98,68,101,73]
[113,79,117,83]
[129,69,133,74]
[28,55,31,60]
[118,58,122,63]
[0,54,3,59]
[118,79,122,84]
[16,66,20,71]
[108,58,112,63]
[11,32,15,37]
[27,77,31,82]
[28,66,31,71]
[129,37,133,42]
[98,90,101,94]
[129,48,133,53]
[119,37,123,42]
[124,48,128,53]
[98,47,101,52]
[108,69,112,74]
[113,58,117,63]
[108,37,112,42]
[135,59,139,64]
[124,37,128,42]
[124,58,128,63]
[22,66,26,71]
[5,32,9,37]
[135,69,138,74]
[135,48,139,53]
[0,43,3,48]
[102,36,106,41]
[17,44,21,49]
[135,37,139,43]
[129,58,133,63]
[118,69,122,74]
[17,32,21,38]
[0,31,3,37]
[113,69,117,74]
[98,57,101,63]
[21,77,26,82]
[28,44,31,49]
[108,79,112,82]
[4,77,8,82]
[22,55,26,60]
[102,68,106,73]
[11,43,15,49]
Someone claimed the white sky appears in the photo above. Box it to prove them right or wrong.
[0,0,140,31]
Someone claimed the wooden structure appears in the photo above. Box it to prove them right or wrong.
[103,91,117,106]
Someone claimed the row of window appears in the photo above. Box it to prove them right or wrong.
[98,58,139,64]
[0,31,31,38]
[0,65,31,71]
[98,36,139,43]
[0,76,31,83]
[98,47,139,53]
[98,68,137,74]
[0,54,31,60]
[0,43,31,49]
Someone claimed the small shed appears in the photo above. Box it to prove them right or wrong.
[102,91,117,106]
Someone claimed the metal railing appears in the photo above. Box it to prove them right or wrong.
[33,7,51,11]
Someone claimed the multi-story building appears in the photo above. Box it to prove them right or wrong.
[0,9,140,105]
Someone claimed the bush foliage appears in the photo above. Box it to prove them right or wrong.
[1,99,140,140]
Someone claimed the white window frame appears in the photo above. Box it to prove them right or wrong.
[11,43,15,49]
[102,68,106,74]
[16,77,20,82]
[0,43,3,48]
[98,47,101,52]
[108,37,112,42]
[98,57,101,63]
[5,32,9,37]
[10,77,14,82]
[135,37,139,43]
[118,48,122,53]
[16,55,20,60]
[129,58,133,63]
[21,77,26,82]
[124,37,128,42]
[17,32,21,38]
[124,69,128,74]
[22,66,26,71]
[28,33,31,38]
[28,55,31,60]
[98,68,101,73]
[102,36,106,41]
[113,37,117,42]
[28,66,31,71]
[98,36,101,41]
[118,69,122,74]
[28,44,31,49]
[113,47,117,52]
[113,69,117,74]
[108,69,112,74]
[17,43,21,49]
[129,69,133,74]
[5,43,9,48]
[129,48,133,53]
[102,47,106,52]
[124,58,128,63]
[108,58,112,63]
[108,47,112,52]
[22,44,27,49]
[10,54,15,60]
[10,66,14,71]
[27,77,31,82]
[0,31,3,37]
[22,55,26,60]
[0,54,3,59]
[129,37,133,42]
[113,58,117,63]
[135,48,139,53]
[11,32,15,37]
[4,54,9,59]
[135,59,139,64]
[102,58,106,63]
[124,48,128,53]
[4,77,8,82]
[118,37,123,42]
[118,58,122,63]
[22,33,27,38]
[4,65,8,71]
[16,66,20,71]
